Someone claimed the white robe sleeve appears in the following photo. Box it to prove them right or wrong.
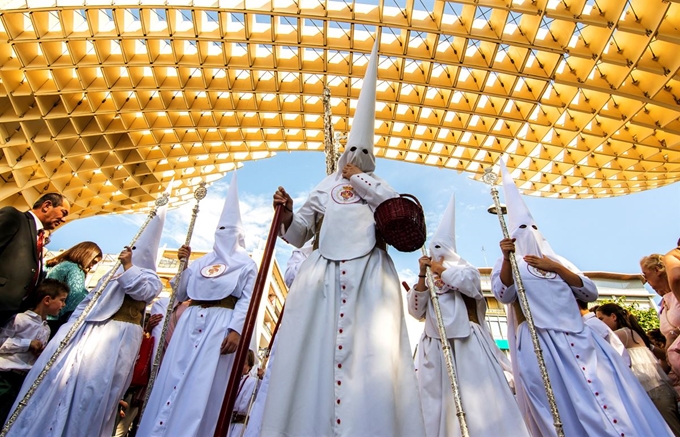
[228,264,257,335]
[281,190,325,248]
[441,265,483,300]
[491,258,517,304]
[116,265,163,302]
[348,173,398,210]
[406,287,428,321]
[569,275,598,302]
[284,250,307,288]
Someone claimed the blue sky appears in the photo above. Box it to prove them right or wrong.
[48,151,679,284]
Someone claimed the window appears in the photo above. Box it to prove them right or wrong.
[486,315,508,340]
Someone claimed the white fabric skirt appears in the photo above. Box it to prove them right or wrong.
[417,323,530,437]
[260,249,425,437]
[136,305,235,437]
[516,324,673,437]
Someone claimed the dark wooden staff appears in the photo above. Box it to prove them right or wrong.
[213,204,283,437]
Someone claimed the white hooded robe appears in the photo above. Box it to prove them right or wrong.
[5,204,166,437]
[260,40,424,437]
[491,159,672,437]
[259,172,425,437]
[407,195,530,437]
[137,174,257,437]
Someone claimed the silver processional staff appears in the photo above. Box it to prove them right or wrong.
[140,181,208,419]
[482,167,564,437]
[419,246,470,437]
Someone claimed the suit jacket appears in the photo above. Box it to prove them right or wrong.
[0,206,40,314]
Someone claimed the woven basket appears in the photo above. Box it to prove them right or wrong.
[374,194,426,253]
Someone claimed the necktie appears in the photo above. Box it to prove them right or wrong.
[36,229,45,258]
[32,230,45,288]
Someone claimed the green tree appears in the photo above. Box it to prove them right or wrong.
[595,296,660,332]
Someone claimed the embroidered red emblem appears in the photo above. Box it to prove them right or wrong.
[331,184,361,204]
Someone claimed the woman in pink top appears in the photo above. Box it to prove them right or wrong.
[641,254,680,395]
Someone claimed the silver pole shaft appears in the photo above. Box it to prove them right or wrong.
[140,182,207,419]
[488,185,564,437]
[238,378,260,437]
[419,247,470,437]
[1,194,169,437]
[323,86,337,176]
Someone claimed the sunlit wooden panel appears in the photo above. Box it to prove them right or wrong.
[0,0,678,218]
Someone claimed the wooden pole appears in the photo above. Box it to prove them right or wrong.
[213,204,283,437]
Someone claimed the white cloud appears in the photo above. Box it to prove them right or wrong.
[464,203,486,211]
[397,267,418,291]
[157,181,310,269]
[118,211,147,227]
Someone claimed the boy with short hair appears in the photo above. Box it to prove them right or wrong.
[0,278,69,423]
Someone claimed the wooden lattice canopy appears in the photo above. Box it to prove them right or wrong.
[0,0,679,218]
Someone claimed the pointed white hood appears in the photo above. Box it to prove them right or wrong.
[186,172,254,300]
[499,158,577,271]
[130,201,168,271]
[117,184,169,274]
[85,188,168,322]
[214,171,247,259]
[429,194,470,268]
[336,41,379,175]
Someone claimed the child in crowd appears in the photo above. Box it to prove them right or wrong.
[0,279,69,423]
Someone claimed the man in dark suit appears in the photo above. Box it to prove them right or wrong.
[0,193,70,324]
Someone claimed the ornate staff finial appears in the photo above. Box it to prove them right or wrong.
[156,192,170,207]
[482,167,498,186]
[194,181,208,201]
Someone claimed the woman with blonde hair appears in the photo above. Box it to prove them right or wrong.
[642,253,680,396]
[45,241,102,332]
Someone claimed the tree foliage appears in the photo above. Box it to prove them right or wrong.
[596,296,660,332]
